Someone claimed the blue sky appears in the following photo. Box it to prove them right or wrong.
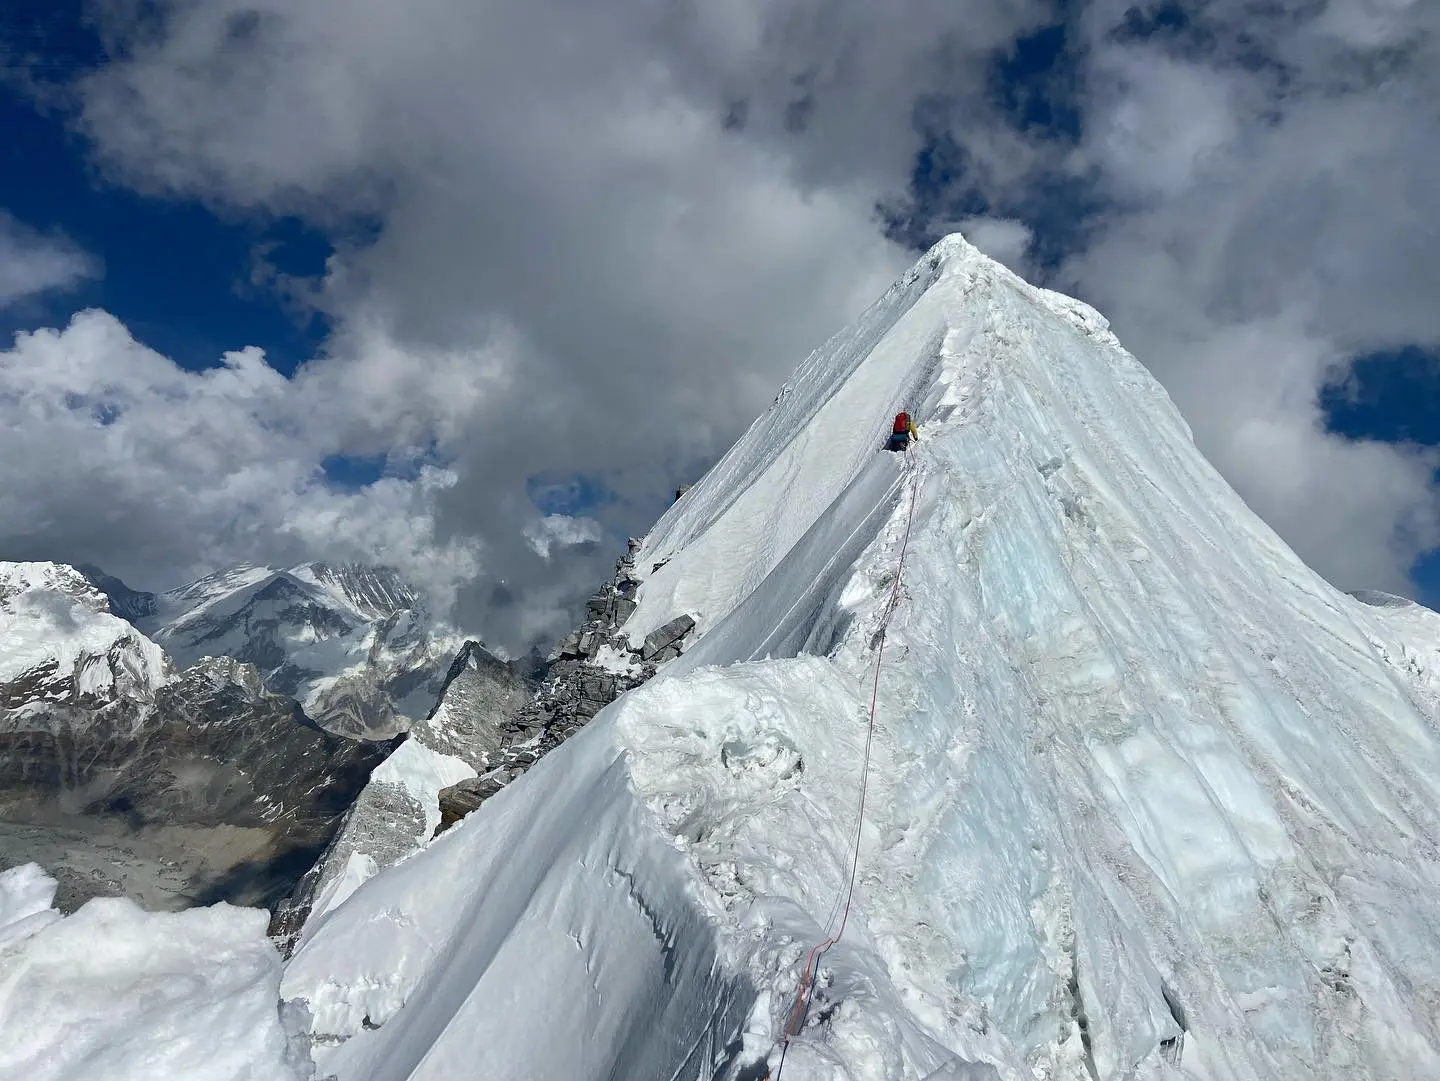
[1322,349,1440,598]
[1,0,1437,640]
[0,6,331,374]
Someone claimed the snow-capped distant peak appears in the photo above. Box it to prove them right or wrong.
[133,561,463,739]
[148,565,279,629]
[290,562,425,622]
[0,562,171,703]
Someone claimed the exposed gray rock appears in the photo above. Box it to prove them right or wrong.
[435,770,517,835]
[642,614,697,660]
[267,775,426,951]
[575,673,617,719]
[270,543,703,954]
[268,639,530,953]
[77,564,158,621]
[551,631,582,662]
[421,641,533,767]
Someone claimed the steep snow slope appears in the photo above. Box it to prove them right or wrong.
[267,641,531,955]
[139,562,464,738]
[284,236,1440,1081]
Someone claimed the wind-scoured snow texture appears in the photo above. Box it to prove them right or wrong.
[285,235,1440,1081]
[0,865,301,1081]
[139,562,464,738]
[1351,590,1440,705]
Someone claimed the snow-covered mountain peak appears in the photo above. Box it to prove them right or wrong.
[135,561,463,738]
[279,233,1440,1081]
[623,231,1146,648]
[292,562,425,621]
[0,559,393,922]
[0,561,171,708]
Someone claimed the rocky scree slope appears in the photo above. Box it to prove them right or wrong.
[0,562,388,913]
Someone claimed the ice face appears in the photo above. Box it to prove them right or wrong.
[57,233,1440,1081]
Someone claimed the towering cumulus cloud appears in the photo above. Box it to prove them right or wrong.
[0,311,482,607]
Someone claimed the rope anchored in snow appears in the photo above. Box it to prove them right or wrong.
[767,446,921,1081]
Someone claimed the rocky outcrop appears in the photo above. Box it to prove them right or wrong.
[433,540,701,812]
[267,638,531,953]
[271,542,700,953]
[490,541,695,775]
[641,614,697,661]
[407,545,699,823]
[423,640,533,761]
[77,564,158,622]
[436,774,503,834]
[0,563,389,914]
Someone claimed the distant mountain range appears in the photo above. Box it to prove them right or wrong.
[0,558,498,915]
[84,560,468,740]
[0,551,663,949]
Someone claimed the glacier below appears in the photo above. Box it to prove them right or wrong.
[7,234,1440,1081]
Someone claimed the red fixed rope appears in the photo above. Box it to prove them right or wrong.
[768,449,920,1081]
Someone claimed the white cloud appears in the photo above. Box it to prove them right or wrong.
[1056,0,1440,589]
[67,0,942,643]
[1086,50,1242,200]
[0,213,99,309]
[5,0,1429,642]
[523,515,604,561]
[0,310,481,607]
[951,217,1034,275]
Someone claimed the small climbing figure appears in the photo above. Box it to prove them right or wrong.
[885,410,917,452]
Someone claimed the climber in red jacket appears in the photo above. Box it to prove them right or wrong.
[885,411,917,451]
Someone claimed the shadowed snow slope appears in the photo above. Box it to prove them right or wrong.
[283,235,1440,1081]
